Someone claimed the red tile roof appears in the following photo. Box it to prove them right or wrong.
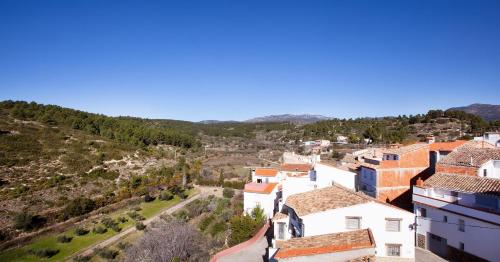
[244,182,278,194]
[423,173,500,196]
[429,140,467,152]
[255,168,279,177]
[281,164,312,172]
[383,143,428,155]
[439,142,500,167]
[274,229,375,259]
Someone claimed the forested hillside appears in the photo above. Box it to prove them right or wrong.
[290,109,500,144]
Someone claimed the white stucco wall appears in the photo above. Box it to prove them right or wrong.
[276,202,415,259]
[479,160,500,179]
[252,174,280,183]
[244,189,278,219]
[281,177,316,202]
[414,202,500,261]
[314,163,356,190]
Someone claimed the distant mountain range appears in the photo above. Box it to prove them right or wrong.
[448,103,500,121]
[244,114,331,124]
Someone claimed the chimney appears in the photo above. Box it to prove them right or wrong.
[470,156,473,166]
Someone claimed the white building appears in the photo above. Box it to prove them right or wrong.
[252,168,281,183]
[271,185,415,261]
[243,182,279,219]
[413,173,500,261]
[314,162,356,190]
[282,151,320,165]
[474,132,500,147]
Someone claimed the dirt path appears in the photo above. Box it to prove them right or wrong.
[72,186,222,259]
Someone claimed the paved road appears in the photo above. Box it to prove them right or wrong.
[74,186,222,258]
[218,235,269,262]
[415,247,447,262]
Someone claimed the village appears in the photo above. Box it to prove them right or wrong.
[239,132,500,261]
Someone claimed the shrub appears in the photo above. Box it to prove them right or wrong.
[135,222,146,230]
[222,188,235,198]
[13,212,46,231]
[159,191,174,201]
[92,225,107,234]
[28,248,59,258]
[209,221,226,237]
[144,194,155,202]
[199,215,215,231]
[57,235,73,243]
[117,216,128,223]
[127,211,145,221]
[62,197,96,219]
[73,255,91,262]
[94,247,119,259]
[229,215,258,246]
[117,241,130,250]
[74,227,89,236]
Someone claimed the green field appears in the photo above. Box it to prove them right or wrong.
[0,189,196,262]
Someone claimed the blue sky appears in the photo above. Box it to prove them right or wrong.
[1,0,499,121]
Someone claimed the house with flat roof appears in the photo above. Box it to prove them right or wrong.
[271,185,415,260]
[243,182,279,219]
[413,173,500,261]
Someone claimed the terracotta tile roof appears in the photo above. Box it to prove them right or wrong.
[429,140,467,152]
[255,168,279,177]
[383,143,428,155]
[274,229,375,259]
[272,212,289,221]
[284,185,371,216]
[281,164,312,172]
[423,173,500,196]
[439,142,500,167]
[244,182,278,194]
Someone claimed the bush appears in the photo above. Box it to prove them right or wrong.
[117,241,130,250]
[94,247,119,260]
[101,217,121,232]
[135,222,146,230]
[159,191,174,201]
[209,221,226,237]
[117,216,128,223]
[92,225,107,234]
[73,255,91,262]
[199,215,215,231]
[57,235,73,243]
[62,197,96,219]
[13,212,46,231]
[144,194,155,202]
[28,248,59,258]
[222,188,235,198]
[127,211,145,221]
[74,227,89,236]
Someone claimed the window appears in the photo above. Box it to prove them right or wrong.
[418,208,427,218]
[458,219,465,232]
[443,216,447,222]
[483,169,487,177]
[257,178,262,183]
[346,217,361,229]
[278,222,285,240]
[459,242,465,250]
[386,244,401,256]
[386,218,401,232]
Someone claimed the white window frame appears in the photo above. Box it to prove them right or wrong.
[345,216,361,230]
[385,218,401,232]
[386,244,401,256]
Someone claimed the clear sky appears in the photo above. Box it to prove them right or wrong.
[1,0,499,121]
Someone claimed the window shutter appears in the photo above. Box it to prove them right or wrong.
[386,219,401,232]
[346,217,360,229]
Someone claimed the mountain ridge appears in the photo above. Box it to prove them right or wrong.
[448,103,500,121]
[244,114,331,124]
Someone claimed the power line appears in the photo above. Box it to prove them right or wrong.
[416,216,500,230]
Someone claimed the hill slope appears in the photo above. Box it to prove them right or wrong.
[448,103,500,121]
[245,114,330,124]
